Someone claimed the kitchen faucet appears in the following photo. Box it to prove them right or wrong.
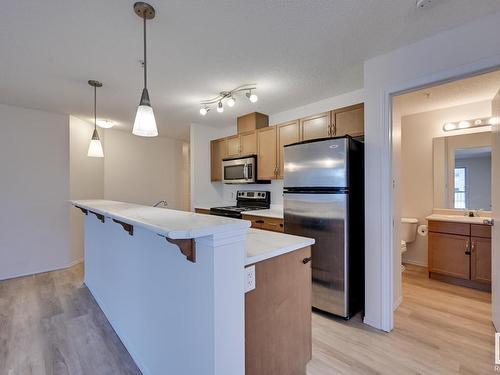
[153,200,168,208]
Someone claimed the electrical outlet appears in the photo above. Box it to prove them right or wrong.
[245,265,256,293]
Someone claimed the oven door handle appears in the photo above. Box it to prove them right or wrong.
[243,163,249,180]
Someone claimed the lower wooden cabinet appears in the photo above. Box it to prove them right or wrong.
[245,247,312,375]
[428,220,491,290]
[471,236,492,284]
[428,232,470,280]
[242,214,284,232]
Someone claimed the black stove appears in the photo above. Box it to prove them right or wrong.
[210,191,270,219]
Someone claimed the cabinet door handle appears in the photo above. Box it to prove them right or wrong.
[302,257,312,264]
[255,220,265,224]
[471,241,476,254]
[465,240,471,255]
[332,122,337,136]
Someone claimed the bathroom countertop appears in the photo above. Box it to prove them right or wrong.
[426,213,492,225]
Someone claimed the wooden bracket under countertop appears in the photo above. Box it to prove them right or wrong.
[166,238,196,263]
[76,206,88,215]
[89,210,105,223]
[113,219,134,236]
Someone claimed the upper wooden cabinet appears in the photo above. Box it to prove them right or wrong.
[237,112,269,134]
[257,126,278,180]
[300,112,331,141]
[240,131,257,156]
[277,120,300,179]
[209,103,364,181]
[226,135,241,157]
[210,138,226,181]
[332,103,364,137]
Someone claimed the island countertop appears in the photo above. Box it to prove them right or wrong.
[245,228,315,265]
[71,199,250,240]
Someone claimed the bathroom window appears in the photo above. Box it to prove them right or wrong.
[454,167,466,209]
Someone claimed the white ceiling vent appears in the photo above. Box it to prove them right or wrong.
[416,0,435,9]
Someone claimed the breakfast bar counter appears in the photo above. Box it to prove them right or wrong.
[71,199,314,375]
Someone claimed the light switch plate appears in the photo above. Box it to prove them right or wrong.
[245,265,256,293]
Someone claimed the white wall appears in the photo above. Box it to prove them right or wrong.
[363,11,500,331]
[190,89,365,209]
[103,129,190,211]
[0,104,72,280]
[69,116,105,264]
[399,101,491,267]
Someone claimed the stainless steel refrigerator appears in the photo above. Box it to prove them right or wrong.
[283,136,364,319]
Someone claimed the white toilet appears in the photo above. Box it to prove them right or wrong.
[400,218,418,271]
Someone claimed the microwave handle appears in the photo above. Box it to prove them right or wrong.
[243,163,248,179]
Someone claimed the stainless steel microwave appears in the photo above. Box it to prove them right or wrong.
[222,156,256,184]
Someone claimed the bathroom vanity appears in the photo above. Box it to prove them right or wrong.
[427,214,492,291]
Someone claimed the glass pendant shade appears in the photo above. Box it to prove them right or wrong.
[88,128,104,157]
[133,88,158,137]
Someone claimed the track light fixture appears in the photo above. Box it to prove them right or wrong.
[199,84,257,115]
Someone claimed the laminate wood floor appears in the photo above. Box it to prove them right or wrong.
[0,263,141,375]
[0,264,495,375]
[307,264,495,375]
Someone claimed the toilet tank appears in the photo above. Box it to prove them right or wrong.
[401,217,418,243]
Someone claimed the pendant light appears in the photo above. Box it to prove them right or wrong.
[132,2,158,137]
[87,80,104,158]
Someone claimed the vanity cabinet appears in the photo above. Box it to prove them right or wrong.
[428,220,491,290]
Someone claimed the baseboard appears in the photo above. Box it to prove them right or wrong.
[393,295,403,311]
[402,259,427,268]
[0,257,84,281]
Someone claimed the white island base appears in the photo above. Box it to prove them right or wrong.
[73,200,314,375]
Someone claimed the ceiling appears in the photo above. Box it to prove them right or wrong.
[1,1,500,140]
[394,70,500,116]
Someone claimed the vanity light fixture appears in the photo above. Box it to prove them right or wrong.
[132,2,158,137]
[199,84,257,115]
[442,116,496,132]
[87,80,104,158]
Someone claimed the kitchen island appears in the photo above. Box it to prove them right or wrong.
[72,200,314,375]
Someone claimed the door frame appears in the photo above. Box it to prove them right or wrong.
[380,59,500,331]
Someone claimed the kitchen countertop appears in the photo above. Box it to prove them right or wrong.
[73,200,312,263]
[245,228,314,265]
[242,206,284,219]
[72,200,250,240]
[426,213,492,225]
[195,205,284,219]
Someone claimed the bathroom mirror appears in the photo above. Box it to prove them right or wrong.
[433,132,492,210]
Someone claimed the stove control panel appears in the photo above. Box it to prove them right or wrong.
[237,190,270,200]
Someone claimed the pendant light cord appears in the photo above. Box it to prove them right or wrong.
[143,15,147,90]
[94,85,97,131]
